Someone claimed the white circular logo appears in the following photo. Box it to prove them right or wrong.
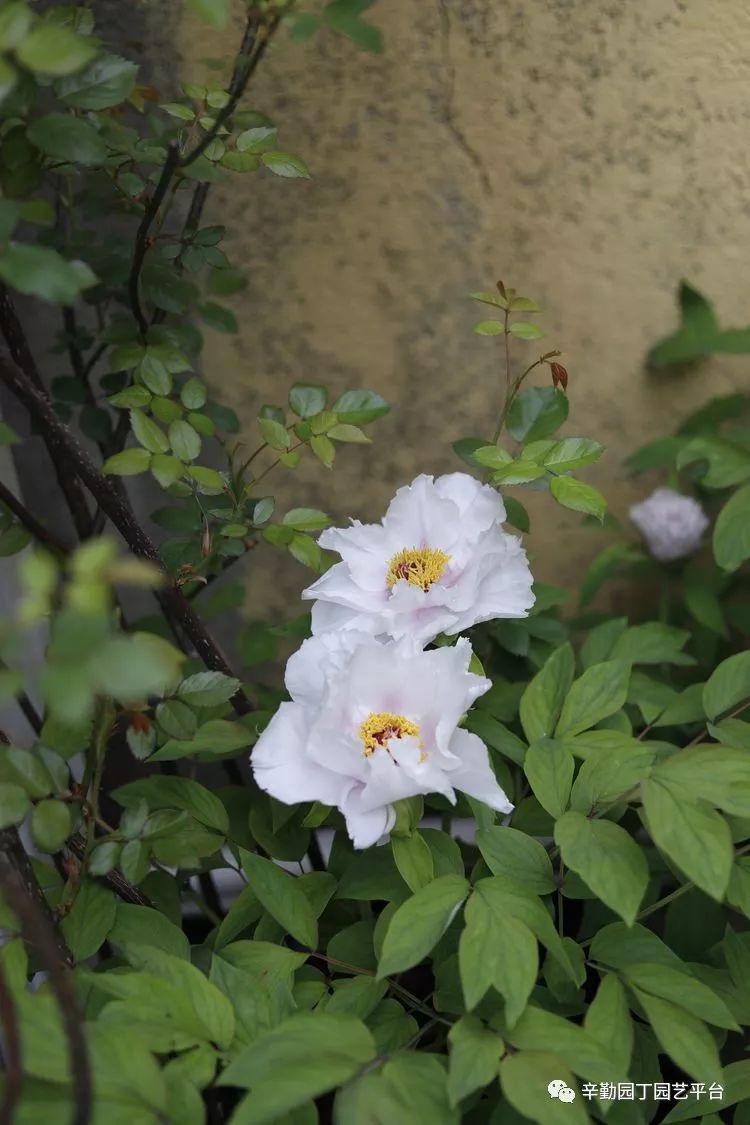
[548,1080,576,1102]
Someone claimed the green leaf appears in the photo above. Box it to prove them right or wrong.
[507,386,569,442]
[523,740,574,819]
[0,243,95,304]
[391,832,434,893]
[528,437,604,473]
[569,744,653,812]
[520,642,574,742]
[289,383,326,418]
[149,718,252,761]
[622,963,738,1030]
[102,447,151,476]
[137,354,171,396]
[129,409,169,455]
[471,445,513,470]
[554,811,648,924]
[261,151,311,178]
[168,420,201,463]
[108,903,190,961]
[655,744,750,817]
[114,775,228,834]
[647,281,750,367]
[177,671,241,708]
[185,0,230,28]
[503,495,530,532]
[473,320,504,335]
[377,874,469,978]
[713,482,750,571]
[0,783,29,829]
[187,465,225,494]
[219,1013,375,1121]
[128,946,235,1048]
[27,113,106,165]
[61,879,116,960]
[550,476,607,522]
[288,534,322,570]
[328,423,371,443]
[476,826,555,895]
[460,888,537,1021]
[323,5,384,53]
[30,799,70,852]
[447,1016,503,1108]
[57,54,137,109]
[311,433,335,468]
[500,1051,586,1125]
[282,508,331,531]
[151,454,184,488]
[242,851,317,948]
[703,650,750,720]
[17,24,96,76]
[331,389,390,425]
[236,126,277,153]
[630,988,721,1085]
[641,777,733,899]
[258,416,290,451]
[509,321,544,340]
[0,2,31,51]
[583,974,633,1073]
[556,659,630,738]
[200,301,237,334]
[647,281,720,367]
[612,622,693,666]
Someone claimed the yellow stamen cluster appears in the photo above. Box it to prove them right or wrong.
[359,712,421,757]
[386,546,451,592]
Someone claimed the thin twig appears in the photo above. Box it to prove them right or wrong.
[128,144,180,336]
[0,348,253,715]
[0,478,70,555]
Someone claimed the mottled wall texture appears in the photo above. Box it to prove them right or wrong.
[165,0,750,619]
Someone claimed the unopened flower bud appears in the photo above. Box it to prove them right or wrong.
[550,362,568,391]
[629,487,709,562]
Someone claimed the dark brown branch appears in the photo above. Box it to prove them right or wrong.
[0,286,92,539]
[0,349,253,716]
[16,691,42,737]
[0,844,91,1125]
[0,478,70,555]
[0,954,22,1125]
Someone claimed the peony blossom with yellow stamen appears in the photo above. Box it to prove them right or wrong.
[251,631,513,849]
[302,473,535,644]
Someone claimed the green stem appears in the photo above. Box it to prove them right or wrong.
[85,700,113,864]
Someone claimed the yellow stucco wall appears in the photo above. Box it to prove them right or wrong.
[174,0,750,619]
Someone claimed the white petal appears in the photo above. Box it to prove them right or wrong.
[447,533,534,633]
[251,703,348,808]
[340,791,396,849]
[383,474,459,552]
[285,630,375,706]
[446,728,514,813]
[435,473,506,537]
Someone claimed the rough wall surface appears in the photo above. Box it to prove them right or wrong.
[165,0,750,619]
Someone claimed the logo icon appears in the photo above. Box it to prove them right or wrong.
[548,1080,576,1103]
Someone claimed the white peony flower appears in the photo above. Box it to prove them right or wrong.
[302,472,534,644]
[251,632,513,849]
[629,487,709,562]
